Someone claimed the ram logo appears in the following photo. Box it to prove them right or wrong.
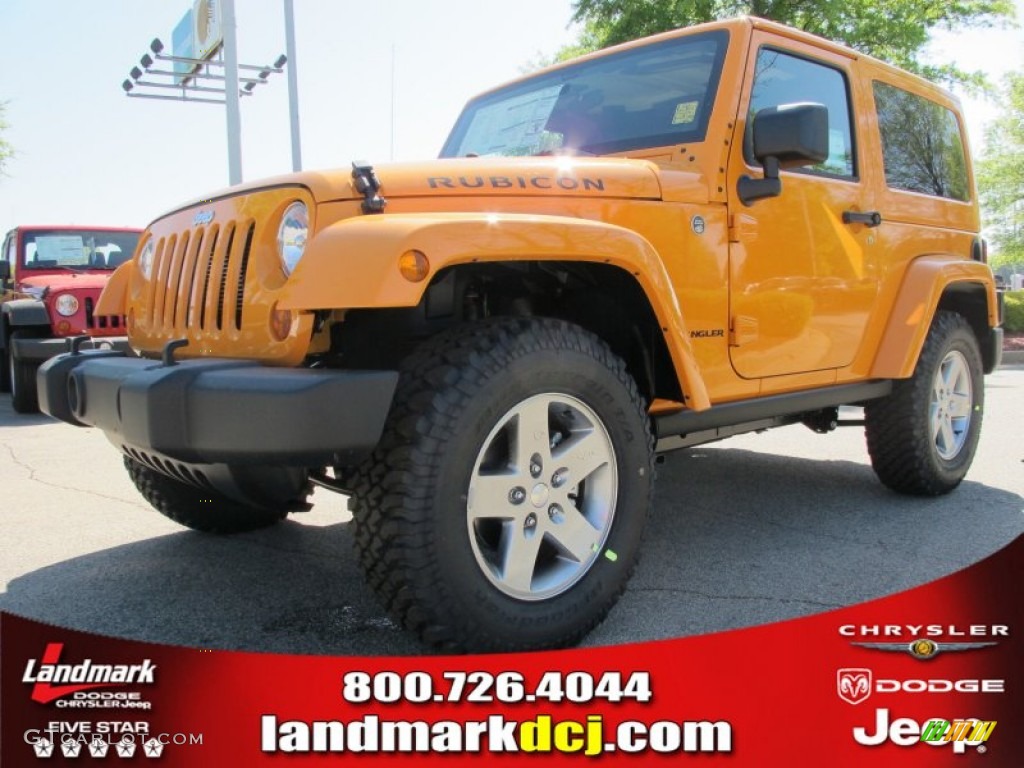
[838,668,873,705]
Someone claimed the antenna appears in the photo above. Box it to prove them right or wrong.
[390,44,396,161]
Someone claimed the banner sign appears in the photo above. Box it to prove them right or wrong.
[171,0,223,85]
[2,535,1020,765]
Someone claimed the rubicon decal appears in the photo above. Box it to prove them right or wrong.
[22,643,156,704]
[836,668,1004,704]
[426,175,606,192]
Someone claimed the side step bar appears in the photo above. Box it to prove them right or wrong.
[652,380,893,452]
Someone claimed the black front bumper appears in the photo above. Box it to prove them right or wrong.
[38,351,398,467]
[12,335,130,364]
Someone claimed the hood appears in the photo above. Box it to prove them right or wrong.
[18,273,111,292]
[173,157,690,211]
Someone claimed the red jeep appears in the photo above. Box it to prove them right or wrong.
[1,226,142,413]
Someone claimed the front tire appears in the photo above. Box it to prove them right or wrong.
[347,318,654,653]
[0,337,10,393]
[9,330,42,414]
[124,457,291,533]
[865,311,984,495]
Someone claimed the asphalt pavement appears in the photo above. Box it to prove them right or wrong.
[2,365,1022,656]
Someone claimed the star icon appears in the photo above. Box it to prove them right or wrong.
[115,738,137,758]
[89,737,110,758]
[143,738,165,758]
[61,739,83,757]
[33,737,54,758]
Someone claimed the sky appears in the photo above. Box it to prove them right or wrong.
[1,0,1022,237]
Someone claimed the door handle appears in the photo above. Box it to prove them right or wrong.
[842,210,882,227]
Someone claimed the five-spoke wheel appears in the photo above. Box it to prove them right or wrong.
[929,350,973,461]
[468,393,617,600]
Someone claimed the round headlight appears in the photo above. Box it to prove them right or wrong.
[277,201,309,276]
[138,239,156,279]
[55,293,80,317]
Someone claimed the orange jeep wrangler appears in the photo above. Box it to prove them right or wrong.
[39,17,1002,652]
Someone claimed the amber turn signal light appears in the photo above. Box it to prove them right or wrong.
[399,250,429,282]
[269,304,294,341]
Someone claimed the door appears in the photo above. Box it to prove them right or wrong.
[727,39,879,380]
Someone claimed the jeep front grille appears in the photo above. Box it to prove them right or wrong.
[128,187,315,365]
[85,297,124,330]
[146,219,256,335]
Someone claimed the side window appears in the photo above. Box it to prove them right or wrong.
[747,48,855,178]
[873,81,969,201]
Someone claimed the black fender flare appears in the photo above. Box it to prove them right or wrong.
[1,299,51,350]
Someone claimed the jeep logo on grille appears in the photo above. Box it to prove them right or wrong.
[193,210,215,226]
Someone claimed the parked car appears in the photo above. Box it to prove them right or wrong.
[1,225,141,412]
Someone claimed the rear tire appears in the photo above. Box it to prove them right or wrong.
[346,318,655,653]
[9,330,42,414]
[865,311,984,495]
[0,338,10,393]
[124,457,291,533]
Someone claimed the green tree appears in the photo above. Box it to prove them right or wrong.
[0,102,12,177]
[978,73,1024,272]
[559,0,1013,87]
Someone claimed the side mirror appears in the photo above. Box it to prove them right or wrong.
[737,103,829,206]
[0,260,10,283]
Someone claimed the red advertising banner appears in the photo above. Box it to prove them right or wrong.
[3,534,1021,766]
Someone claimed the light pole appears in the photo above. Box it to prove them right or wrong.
[284,0,302,172]
[221,0,242,184]
[121,0,301,185]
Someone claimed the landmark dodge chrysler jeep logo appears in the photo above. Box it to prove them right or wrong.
[22,644,157,704]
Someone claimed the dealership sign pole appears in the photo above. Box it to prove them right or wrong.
[284,0,302,172]
[221,0,242,184]
[120,0,295,185]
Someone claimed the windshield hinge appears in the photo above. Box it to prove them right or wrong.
[352,161,387,214]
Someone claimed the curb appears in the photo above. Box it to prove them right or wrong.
[1000,349,1024,366]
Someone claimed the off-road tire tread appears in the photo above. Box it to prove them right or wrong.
[865,311,983,496]
[346,317,654,653]
[0,340,10,393]
[125,457,289,533]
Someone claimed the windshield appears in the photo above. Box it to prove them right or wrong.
[21,229,140,270]
[441,31,728,158]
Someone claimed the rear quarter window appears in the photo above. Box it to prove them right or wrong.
[873,81,969,201]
